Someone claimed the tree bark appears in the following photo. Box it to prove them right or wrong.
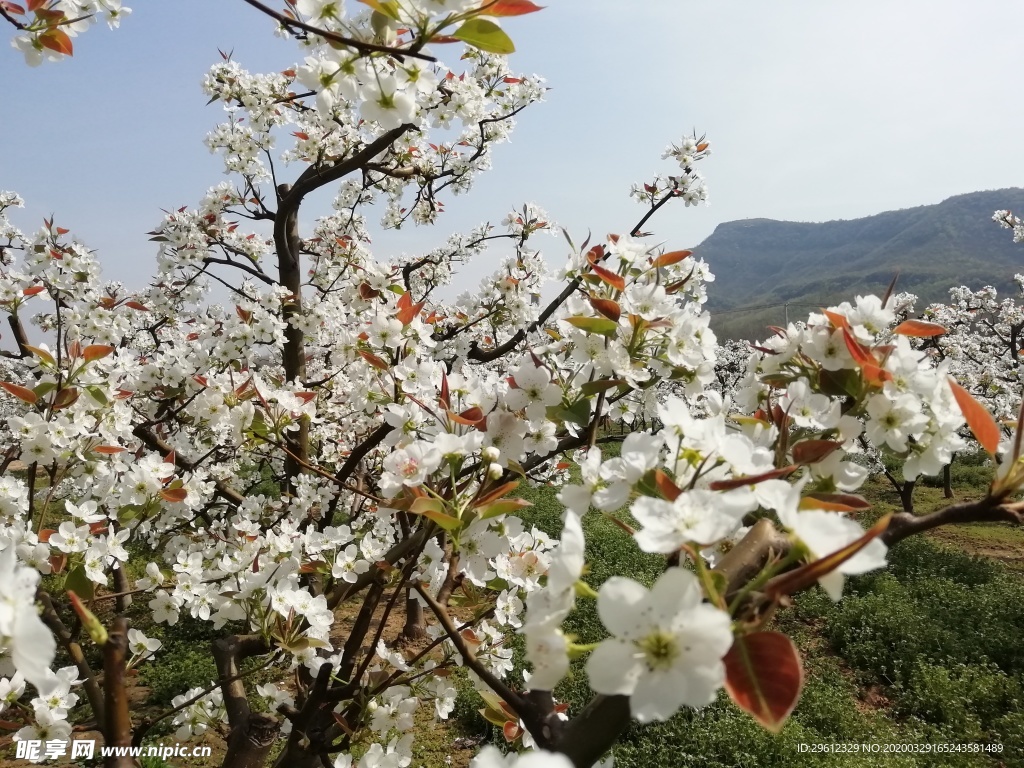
[272,664,335,768]
[103,618,133,768]
[112,564,132,612]
[401,591,426,641]
[899,478,916,514]
[943,462,954,499]
[274,183,309,496]
[213,635,278,768]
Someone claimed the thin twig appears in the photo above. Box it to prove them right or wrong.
[412,582,526,712]
[240,0,436,62]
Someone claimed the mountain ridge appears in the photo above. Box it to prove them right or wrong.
[696,188,1024,340]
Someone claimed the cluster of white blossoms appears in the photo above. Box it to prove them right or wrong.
[735,294,967,481]
[924,278,1024,430]
[994,209,1024,244]
[7,0,129,66]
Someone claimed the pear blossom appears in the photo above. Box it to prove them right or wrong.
[586,568,733,722]
[0,547,55,692]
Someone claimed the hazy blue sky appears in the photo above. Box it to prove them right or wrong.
[3,1,1024,291]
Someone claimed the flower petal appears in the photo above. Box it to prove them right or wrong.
[597,576,649,638]
[586,638,641,696]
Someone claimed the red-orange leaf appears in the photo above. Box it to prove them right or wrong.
[948,378,1001,454]
[439,373,451,410]
[724,631,804,733]
[476,480,519,508]
[38,27,73,56]
[51,387,79,410]
[893,319,946,338]
[83,344,114,362]
[484,0,544,15]
[709,465,798,491]
[802,492,871,512]
[589,296,621,322]
[651,249,692,268]
[652,469,681,501]
[358,350,389,370]
[861,362,893,385]
[590,263,625,292]
[766,513,892,600]
[841,327,874,367]
[22,285,45,296]
[0,381,37,404]
[160,487,188,503]
[93,445,125,455]
[397,300,425,325]
[792,440,842,465]
[822,309,850,330]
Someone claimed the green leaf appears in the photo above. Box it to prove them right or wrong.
[453,18,515,54]
[558,398,592,427]
[65,565,94,601]
[505,459,526,478]
[248,411,270,439]
[580,379,624,395]
[817,368,861,398]
[564,316,618,336]
[409,497,463,531]
[358,0,401,20]
[85,385,108,406]
[478,498,532,519]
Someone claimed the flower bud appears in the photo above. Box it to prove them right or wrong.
[487,462,503,480]
[482,446,500,463]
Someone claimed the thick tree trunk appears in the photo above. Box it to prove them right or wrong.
[223,714,279,768]
[275,183,309,496]
[943,462,954,499]
[272,664,337,768]
[103,618,134,768]
[899,479,916,515]
[401,592,426,641]
[214,635,278,768]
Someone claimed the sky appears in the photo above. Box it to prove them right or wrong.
[3,0,1024,293]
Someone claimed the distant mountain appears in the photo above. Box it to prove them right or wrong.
[695,188,1024,340]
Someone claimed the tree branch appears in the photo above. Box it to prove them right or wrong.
[413,582,529,717]
[881,495,1023,545]
[133,425,245,507]
[239,0,435,61]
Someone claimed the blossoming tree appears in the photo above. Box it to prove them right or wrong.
[2,4,1024,768]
